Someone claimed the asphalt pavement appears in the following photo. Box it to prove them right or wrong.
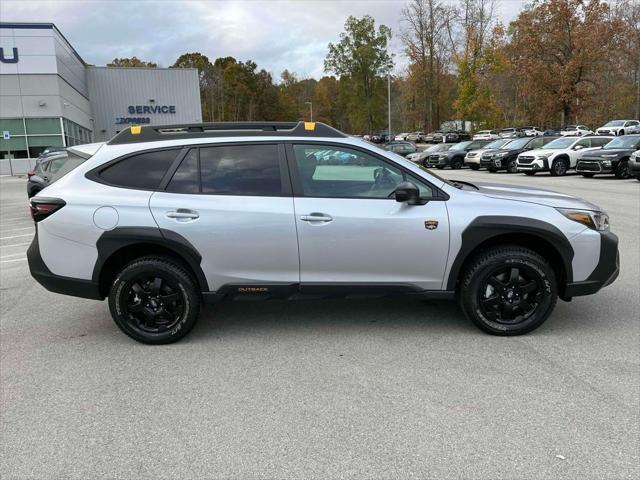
[1,170,638,479]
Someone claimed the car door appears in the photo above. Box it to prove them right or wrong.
[149,143,300,291]
[570,138,592,166]
[288,143,450,291]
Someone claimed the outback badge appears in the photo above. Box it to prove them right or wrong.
[424,220,439,230]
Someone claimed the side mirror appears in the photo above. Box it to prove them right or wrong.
[394,181,425,205]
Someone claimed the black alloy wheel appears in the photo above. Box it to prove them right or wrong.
[459,245,557,335]
[451,158,463,169]
[614,161,630,179]
[507,159,518,173]
[109,256,200,344]
[477,265,543,325]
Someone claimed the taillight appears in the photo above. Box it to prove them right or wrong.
[30,198,66,222]
[27,170,35,178]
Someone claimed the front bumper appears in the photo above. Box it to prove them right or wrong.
[28,228,103,300]
[563,231,619,297]
[576,160,613,174]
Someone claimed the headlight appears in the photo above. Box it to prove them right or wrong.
[536,156,548,160]
[496,151,508,157]
[557,208,610,231]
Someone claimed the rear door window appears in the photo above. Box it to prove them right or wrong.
[97,149,179,190]
[199,144,283,196]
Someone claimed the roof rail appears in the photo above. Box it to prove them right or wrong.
[107,121,347,145]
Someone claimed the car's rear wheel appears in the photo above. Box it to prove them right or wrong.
[551,158,568,176]
[108,256,201,344]
[459,246,557,336]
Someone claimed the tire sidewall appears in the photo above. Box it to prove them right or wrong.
[461,251,557,335]
[108,259,200,344]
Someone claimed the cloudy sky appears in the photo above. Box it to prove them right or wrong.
[1,0,527,78]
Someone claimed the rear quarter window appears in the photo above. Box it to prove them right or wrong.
[96,149,179,190]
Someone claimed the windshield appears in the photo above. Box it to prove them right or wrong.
[543,138,576,149]
[450,141,472,151]
[486,139,509,149]
[604,136,640,149]
[604,120,625,127]
[430,143,454,152]
[504,138,529,150]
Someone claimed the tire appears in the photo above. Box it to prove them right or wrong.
[614,161,630,179]
[581,173,595,178]
[108,256,201,344]
[459,245,557,335]
[550,158,568,176]
[507,159,518,173]
[451,158,463,169]
[524,171,536,176]
[487,167,497,173]
[469,164,480,171]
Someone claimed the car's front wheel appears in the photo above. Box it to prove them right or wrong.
[551,158,568,176]
[507,159,518,173]
[459,246,557,335]
[108,256,201,344]
[614,161,630,179]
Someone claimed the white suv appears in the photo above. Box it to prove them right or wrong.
[28,122,619,344]
[516,136,613,176]
[595,120,640,136]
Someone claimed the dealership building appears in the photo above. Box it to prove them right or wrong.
[0,22,202,174]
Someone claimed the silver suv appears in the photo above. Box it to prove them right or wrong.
[28,122,619,344]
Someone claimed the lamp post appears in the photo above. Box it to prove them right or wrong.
[387,74,391,141]
[305,101,313,122]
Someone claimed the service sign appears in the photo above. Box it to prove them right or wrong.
[115,105,176,125]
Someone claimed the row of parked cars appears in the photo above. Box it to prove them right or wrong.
[402,134,640,180]
[392,119,640,144]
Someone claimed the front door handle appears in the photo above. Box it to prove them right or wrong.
[166,209,200,221]
[300,212,333,223]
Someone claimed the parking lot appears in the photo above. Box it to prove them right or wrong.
[1,172,638,479]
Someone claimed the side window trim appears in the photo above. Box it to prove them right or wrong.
[284,141,445,201]
[158,147,191,191]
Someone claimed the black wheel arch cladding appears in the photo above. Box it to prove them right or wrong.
[93,227,209,293]
[446,216,574,291]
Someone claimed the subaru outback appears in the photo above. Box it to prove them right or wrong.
[28,122,619,344]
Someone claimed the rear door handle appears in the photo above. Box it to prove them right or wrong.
[166,209,200,221]
[300,213,333,223]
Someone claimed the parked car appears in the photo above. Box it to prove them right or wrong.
[407,143,455,166]
[560,125,593,137]
[28,121,619,343]
[473,130,500,141]
[576,135,640,178]
[27,151,88,198]
[595,120,640,136]
[425,140,492,169]
[464,138,512,170]
[516,136,613,176]
[425,131,443,143]
[499,128,524,138]
[405,144,443,163]
[406,132,426,143]
[481,136,557,173]
[443,131,471,142]
[384,141,418,156]
[521,126,544,137]
[543,128,562,136]
[629,150,640,181]
[395,133,410,141]
[431,131,445,143]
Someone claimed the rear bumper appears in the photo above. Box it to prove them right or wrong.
[27,228,103,300]
[563,231,619,297]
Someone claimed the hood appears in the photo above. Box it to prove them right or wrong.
[468,181,601,210]
[581,148,633,159]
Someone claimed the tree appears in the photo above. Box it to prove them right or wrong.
[172,53,215,121]
[107,57,157,68]
[401,0,456,131]
[508,0,622,126]
[325,15,394,133]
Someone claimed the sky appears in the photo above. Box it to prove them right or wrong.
[0,0,528,79]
